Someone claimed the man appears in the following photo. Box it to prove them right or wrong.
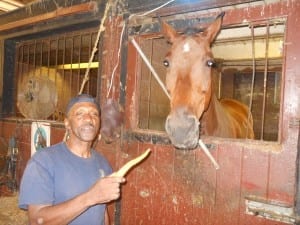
[19,94,125,225]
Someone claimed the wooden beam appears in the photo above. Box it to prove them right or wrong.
[0,1,97,32]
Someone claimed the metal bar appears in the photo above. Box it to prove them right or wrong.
[33,40,37,76]
[62,36,66,102]
[260,23,270,140]
[247,24,256,139]
[39,41,43,75]
[19,45,24,84]
[54,38,59,83]
[77,34,82,93]
[70,37,74,92]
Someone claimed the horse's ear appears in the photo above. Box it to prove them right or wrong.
[203,12,225,43]
[160,21,178,43]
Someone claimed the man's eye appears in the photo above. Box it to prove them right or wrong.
[91,112,99,117]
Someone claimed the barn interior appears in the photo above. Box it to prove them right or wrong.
[0,0,299,225]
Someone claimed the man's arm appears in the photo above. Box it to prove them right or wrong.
[28,176,124,225]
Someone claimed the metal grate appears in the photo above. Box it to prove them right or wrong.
[15,29,100,121]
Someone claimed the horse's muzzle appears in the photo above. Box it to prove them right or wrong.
[165,108,199,149]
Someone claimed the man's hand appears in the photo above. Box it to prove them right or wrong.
[87,176,125,205]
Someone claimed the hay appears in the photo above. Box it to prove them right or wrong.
[0,194,28,225]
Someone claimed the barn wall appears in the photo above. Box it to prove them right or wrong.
[121,1,300,225]
[0,0,299,225]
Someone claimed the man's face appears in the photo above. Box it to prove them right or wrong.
[64,102,100,142]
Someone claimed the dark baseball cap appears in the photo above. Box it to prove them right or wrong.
[65,94,100,115]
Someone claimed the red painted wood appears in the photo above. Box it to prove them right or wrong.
[239,148,270,225]
[1,1,299,224]
[119,2,300,223]
[213,143,243,225]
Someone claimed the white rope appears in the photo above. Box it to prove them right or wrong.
[198,139,220,170]
[106,24,126,98]
[129,0,175,18]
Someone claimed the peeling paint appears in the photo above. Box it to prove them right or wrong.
[172,195,178,205]
[139,189,150,198]
[191,193,204,208]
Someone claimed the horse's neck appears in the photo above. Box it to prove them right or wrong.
[201,94,230,136]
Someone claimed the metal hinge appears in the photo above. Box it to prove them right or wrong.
[245,198,299,224]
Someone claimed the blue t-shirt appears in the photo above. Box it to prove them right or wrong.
[19,142,112,225]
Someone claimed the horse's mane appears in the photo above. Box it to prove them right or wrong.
[184,27,205,36]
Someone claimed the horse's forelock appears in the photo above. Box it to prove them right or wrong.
[184,27,205,36]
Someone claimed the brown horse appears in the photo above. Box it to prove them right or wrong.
[161,13,254,149]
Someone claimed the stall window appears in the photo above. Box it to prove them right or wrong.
[136,18,285,141]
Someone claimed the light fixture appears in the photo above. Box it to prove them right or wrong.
[57,62,99,70]
[0,0,24,12]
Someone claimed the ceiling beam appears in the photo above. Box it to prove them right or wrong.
[0,1,97,31]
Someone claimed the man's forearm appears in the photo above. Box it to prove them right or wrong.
[28,191,92,225]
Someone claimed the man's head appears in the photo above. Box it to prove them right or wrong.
[65,94,100,116]
[64,94,100,143]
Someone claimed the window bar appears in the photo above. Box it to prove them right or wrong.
[53,38,60,112]
[61,35,67,104]
[39,41,43,76]
[54,38,59,84]
[28,44,33,76]
[33,40,37,76]
[87,32,93,94]
[260,23,270,140]
[26,44,29,79]
[77,34,82,93]
[46,40,50,79]
[70,37,74,95]
[218,71,222,99]
[248,24,256,139]
[15,45,21,114]
[18,45,24,85]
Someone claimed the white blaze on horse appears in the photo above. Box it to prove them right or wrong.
[161,13,254,149]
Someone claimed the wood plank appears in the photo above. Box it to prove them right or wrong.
[151,145,175,225]
[132,142,156,224]
[191,145,218,225]
[213,143,243,225]
[119,142,139,225]
[239,148,270,225]
[0,2,97,32]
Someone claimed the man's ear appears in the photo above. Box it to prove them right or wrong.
[64,118,71,130]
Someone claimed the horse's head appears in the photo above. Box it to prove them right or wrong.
[161,13,224,149]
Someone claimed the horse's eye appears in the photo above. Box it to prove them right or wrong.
[163,60,169,67]
[207,59,215,68]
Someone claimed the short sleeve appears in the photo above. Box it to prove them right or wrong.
[19,156,54,209]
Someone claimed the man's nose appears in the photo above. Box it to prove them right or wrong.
[82,113,93,121]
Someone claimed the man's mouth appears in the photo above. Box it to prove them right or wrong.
[81,124,95,132]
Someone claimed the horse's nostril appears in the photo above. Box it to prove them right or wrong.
[187,115,199,125]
